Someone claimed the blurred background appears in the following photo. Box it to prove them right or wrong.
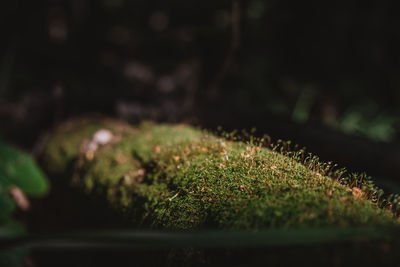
[1,0,400,190]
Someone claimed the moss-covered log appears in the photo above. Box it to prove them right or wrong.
[41,118,398,230]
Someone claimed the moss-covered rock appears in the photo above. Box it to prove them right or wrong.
[42,118,398,230]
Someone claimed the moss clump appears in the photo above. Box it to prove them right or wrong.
[42,118,136,174]
[42,118,398,230]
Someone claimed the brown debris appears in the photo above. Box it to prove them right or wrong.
[114,150,128,164]
[9,186,30,211]
[351,187,364,198]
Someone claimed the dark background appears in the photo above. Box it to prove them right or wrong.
[2,0,400,191]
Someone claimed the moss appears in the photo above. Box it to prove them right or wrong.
[42,118,136,175]
[41,119,398,230]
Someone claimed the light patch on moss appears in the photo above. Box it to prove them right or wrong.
[42,118,136,175]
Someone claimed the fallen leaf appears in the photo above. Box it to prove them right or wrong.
[9,186,30,211]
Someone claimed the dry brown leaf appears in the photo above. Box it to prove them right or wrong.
[9,186,30,211]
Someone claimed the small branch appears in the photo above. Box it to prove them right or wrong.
[168,191,180,202]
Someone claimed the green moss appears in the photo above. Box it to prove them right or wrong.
[42,118,136,175]
[41,119,398,230]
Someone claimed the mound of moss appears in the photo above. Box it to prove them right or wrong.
[41,118,398,230]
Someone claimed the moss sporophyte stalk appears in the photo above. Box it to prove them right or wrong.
[41,118,399,230]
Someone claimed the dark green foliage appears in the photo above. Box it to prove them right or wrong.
[0,141,49,197]
[0,140,49,234]
[0,140,49,266]
[0,183,15,223]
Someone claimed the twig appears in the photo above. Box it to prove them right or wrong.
[168,191,180,202]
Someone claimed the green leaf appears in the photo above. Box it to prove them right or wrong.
[0,142,49,197]
[0,183,15,221]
